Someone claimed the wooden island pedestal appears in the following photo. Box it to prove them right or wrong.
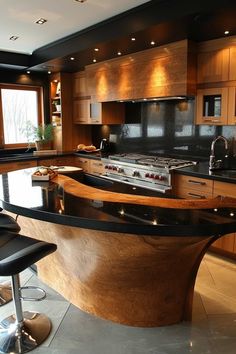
[1,170,236,327]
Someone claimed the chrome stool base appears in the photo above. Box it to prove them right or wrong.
[0,311,51,354]
[0,282,12,306]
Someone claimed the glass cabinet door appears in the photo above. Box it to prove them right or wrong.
[196,88,228,125]
[228,87,236,125]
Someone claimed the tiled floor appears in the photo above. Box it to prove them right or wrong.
[1,252,236,354]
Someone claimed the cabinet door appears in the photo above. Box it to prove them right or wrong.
[90,160,105,175]
[195,88,228,125]
[197,49,229,83]
[75,157,91,173]
[173,174,213,199]
[212,180,236,253]
[228,87,236,125]
[73,71,87,97]
[73,98,90,124]
[229,47,236,80]
[89,102,102,124]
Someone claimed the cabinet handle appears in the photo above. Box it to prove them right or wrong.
[188,193,206,199]
[187,179,206,185]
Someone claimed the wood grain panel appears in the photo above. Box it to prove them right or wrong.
[85,40,196,102]
[54,174,236,209]
[17,214,217,327]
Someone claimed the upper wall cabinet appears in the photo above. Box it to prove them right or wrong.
[197,49,229,84]
[73,71,88,98]
[85,40,197,102]
[197,36,236,84]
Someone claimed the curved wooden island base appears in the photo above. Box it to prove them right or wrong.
[18,215,215,327]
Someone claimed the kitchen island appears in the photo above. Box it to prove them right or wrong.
[1,168,236,327]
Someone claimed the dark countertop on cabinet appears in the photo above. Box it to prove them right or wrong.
[175,161,236,184]
[1,168,236,237]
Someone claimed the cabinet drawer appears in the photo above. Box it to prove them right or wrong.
[213,180,236,198]
[90,160,104,175]
[174,174,213,199]
[76,158,90,173]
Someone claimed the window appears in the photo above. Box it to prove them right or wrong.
[0,84,43,148]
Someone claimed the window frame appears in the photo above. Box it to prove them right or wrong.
[0,83,43,149]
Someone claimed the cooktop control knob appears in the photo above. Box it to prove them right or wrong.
[132,170,140,177]
[159,175,165,181]
[117,167,124,173]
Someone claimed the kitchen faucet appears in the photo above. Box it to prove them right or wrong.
[209,135,229,170]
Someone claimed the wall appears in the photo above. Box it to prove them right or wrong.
[91,99,236,161]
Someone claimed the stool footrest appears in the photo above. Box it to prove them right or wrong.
[20,286,46,301]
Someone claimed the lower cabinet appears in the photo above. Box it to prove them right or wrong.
[75,157,104,175]
[211,180,236,255]
[174,173,236,258]
[0,160,37,173]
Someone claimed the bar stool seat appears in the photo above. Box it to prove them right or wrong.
[0,212,21,306]
[0,231,57,354]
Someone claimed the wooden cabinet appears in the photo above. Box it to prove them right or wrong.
[195,87,228,125]
[75,157,91,173]
[197,48,230,84]
[196,86,236,125]
[73,71,87,97]
[89,160,105,175]
[73,98,90,124]
[0,160,37,173]
[211,180,236,254]
[73,99,125,125]
[173,174,213,199]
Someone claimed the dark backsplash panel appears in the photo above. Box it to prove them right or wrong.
[91,99,236,162]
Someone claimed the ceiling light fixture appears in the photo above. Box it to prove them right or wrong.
[131,37,136,41]
[26,71,30,74]
[48,71,51,74]
[117,51,122,56]
[93,59,97,63]
[150,41,155,46]
[94,48,99,52]
[35,18,47,25]
[9,36,19,41]
[70,57,75,61]
[224,30,230,35]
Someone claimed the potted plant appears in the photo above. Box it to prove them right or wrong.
[34,123,53,151]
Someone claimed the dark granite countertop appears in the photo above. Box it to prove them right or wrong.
[1,168,236,237]
[175,161,236,184]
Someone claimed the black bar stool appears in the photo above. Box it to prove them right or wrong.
[0,231,57,354]
[0,212,21,306]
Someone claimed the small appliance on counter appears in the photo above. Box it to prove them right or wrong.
[100,138,110,154]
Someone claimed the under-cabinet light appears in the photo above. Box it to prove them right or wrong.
[93,59,97,63]
[117,51,122,56]
[131,37,136,41]
[224,30,230,35]
[70,57,75,61]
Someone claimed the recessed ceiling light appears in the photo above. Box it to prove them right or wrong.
[9,36,19,41]
[131,37,136,41]
[150,41,155,46]
[48,71,51,74]
[26,71,30,74]
[117,51,122,56]
[93,59,97,63]
[224,30,230,35]
[70,57,75,61]
[94,48,99,52]
[35,18,47,25]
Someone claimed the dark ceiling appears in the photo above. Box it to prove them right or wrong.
[1,0,236,73]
